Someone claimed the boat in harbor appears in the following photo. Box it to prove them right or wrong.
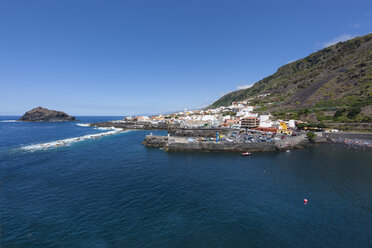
[241,152,251,156]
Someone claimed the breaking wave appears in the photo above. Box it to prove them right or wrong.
[19,128,124,152]
[0,120,18,122]
[76,123,90,127]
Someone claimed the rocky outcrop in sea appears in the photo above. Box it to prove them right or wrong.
[19,107,76,122]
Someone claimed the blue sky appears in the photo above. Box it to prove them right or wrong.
[0,0,371,116]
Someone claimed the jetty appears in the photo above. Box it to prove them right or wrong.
[89,120,177,130]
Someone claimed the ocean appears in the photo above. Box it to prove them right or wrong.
[0,116,371,247]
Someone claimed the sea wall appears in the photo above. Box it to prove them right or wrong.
[142,135,168,148]
[167,141,276,152]
[171,128,230,138]
[143,134,311,152]
[91,122,233,136]
[90,121,178,130]
[321,132,372,140]
[274,134,311,149]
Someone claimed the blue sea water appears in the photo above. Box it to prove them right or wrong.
[0,116,371,247]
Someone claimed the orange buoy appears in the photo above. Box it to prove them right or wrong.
[304,199,308,204]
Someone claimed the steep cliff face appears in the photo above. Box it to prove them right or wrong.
[19,107,76,122]
[209,33,372,113]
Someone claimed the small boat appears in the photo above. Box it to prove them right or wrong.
[241,152,251,156]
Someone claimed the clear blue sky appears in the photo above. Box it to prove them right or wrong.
[0,0,371,116]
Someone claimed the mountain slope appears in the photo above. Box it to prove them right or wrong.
[209,33,372,115]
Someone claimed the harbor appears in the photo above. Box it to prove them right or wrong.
[88,117,372,153]
[85,99,370,153]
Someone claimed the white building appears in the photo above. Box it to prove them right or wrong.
[258,114,273,127]
[222,115,231,121]
[210,119,221,127]
[236,106,255,117]
[287,120,296,129]
[201,115,217,121]
[259,114,271,122]
[137,116,150,122]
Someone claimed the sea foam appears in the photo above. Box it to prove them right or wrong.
[0,120,18,122]
[19,127,124,152]
[76,123,90,127]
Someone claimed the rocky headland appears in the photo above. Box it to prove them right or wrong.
[19,107,76,122]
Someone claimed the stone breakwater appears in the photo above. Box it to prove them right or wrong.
[89,121,232,135]
[171,128,235,137]
[89,121,177,130]
[143,134,314,152]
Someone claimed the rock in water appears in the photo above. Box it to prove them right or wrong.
[19,107,76,122]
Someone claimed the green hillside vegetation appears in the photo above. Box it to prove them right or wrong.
[209,33,372,130]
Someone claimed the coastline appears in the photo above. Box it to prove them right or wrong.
[88,120,330,153]
[88,120,372,153]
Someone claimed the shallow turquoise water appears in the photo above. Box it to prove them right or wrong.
[0,116,371,247]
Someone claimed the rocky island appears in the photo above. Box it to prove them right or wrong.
[19,107,76,122]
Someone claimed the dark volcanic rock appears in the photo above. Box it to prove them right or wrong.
[19,107,76,122]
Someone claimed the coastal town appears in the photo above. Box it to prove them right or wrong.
[89,101,372,153]
[87,100,372,152]
[122,100,305,135]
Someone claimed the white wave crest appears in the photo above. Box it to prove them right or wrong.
[76,123,90,127]
[0,120,18,122]
[94,126,117,130]
[19,128,124,152]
